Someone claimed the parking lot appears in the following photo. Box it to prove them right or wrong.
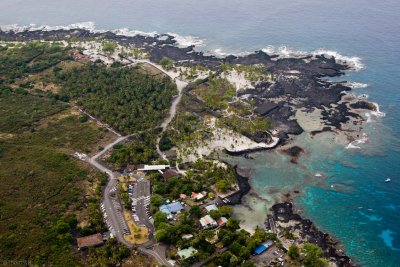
[129,177,154,231]
[251,245,286,266]
[100,183,131,236]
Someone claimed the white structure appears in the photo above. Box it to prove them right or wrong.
[137,165,170,171]
[205,204,218,212]
[74,152,87,160]
[182,234,194,240]
[200,215,217,229]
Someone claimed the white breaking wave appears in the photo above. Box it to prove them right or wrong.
[261,45,307,58]
[166,32,205,48]
[312,49,365,71]
[0,22,96,33]
[210,48,252,58]
[112,28,157,37]
[365,102,386,122]
[348,82,369,89]
[357,94,369,99]
[346,133,369,149]
[0,22,207,49]
[370,102,386,117]
[1,22,366,72]
[261,45,364,71]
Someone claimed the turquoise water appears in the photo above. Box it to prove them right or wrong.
[1,0,399,265]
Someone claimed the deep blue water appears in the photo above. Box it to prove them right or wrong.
[1,0,399,265]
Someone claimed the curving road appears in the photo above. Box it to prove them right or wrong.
[82,58,184,266]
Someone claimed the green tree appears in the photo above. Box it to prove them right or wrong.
[219,205,233,216]
[151,194,163,207]
[216,180,230,192]
[159,56,174,70]
[288,244,300,260]
[102,41,117,54]
[209,210,222,220]
[189,205,202,218]
[153,211,168,228]
[303,243,328,267]
[226,218,240,230]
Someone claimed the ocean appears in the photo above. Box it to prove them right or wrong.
[1,0,399,265]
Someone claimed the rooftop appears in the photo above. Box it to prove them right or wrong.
[177,247,198,259]
[191,191,206,200]
[254,240,273,255]
[137,164,170,171]
[200,215,217,228]
[205,204,218,212]
[160,201,184,214]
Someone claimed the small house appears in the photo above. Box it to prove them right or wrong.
[205,204,218,212]
[191,192,205,201]
[159,202,184,215]
[200,215,217,229]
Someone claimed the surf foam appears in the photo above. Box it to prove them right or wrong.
[312,49,365,71]
[348,82,369,89]
[346,133,369,149]
[0,22,207,49]
[261,45,364,71]
[166,32,205,48]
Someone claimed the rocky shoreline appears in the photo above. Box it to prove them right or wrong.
[0,27,375,145]
[0,26,373,266]
[224,166,252,205]
[270,202,358,267]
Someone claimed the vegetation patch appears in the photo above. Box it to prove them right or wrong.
[109,130,160,167]
[58,64,177,134]
[0,92,66,133]
[193,77,236,110]
[0,96,107,265]
[220,115,272,136]
[0,42,69,83]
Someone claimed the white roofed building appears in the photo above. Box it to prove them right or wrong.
[200,215,217,229]
[137,164,170,171]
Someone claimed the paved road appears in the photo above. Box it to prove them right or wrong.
[139,245,171,266]
[81,57,179,266]
[87,153,131,247]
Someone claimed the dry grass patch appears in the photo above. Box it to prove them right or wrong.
[138,62,167,77]
[123,211,149,245]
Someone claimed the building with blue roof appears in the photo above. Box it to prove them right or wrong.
[253,240,273,255]
[159,202,184,215]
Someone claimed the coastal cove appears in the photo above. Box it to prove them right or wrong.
[0,0,399,266]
